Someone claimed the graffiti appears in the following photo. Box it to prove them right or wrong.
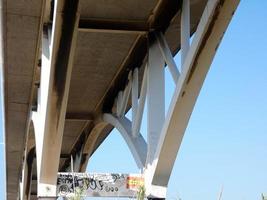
[126,176,144,189]
[57,173,144,197]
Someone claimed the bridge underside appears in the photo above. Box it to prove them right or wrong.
[2,0,239,199]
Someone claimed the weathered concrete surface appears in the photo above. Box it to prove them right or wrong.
[3,0,208,199]
[4,0,43,199]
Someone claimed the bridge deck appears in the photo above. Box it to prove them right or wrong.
[3,0,207,199]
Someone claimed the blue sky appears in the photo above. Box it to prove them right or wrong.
[1,1,267,200]
[87,1,267,200]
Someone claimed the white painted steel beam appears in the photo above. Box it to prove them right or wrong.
[181,0,190,65]
[72,146,83,172]
[103,113,147,168]
[117,73,132,117]
[156,32,180,83]
[132,68,139,136]
[132,65,147,137]
[117,91,123,115]
[31,0,80,197]
[145,0,240,192]
[146,38,165,166]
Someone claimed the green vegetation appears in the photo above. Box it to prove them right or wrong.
[66,187,85,200]
[137,185,146,200]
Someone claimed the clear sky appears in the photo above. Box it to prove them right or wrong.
[1,1,267,200]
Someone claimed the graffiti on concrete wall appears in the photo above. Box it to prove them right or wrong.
[57,173,144,197]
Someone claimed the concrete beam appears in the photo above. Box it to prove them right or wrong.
[65,112,93,121]
[79,19,148,34]
[145,0,240,195]
[31,0,80,197]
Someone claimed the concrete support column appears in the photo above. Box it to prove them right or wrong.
[32,0,80,198]
[146,34,165,166]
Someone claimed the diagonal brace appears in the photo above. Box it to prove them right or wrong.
[103,113,147,168]
[145,0,240,193]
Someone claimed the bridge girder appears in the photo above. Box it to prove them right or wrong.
[31,0,80,197]
[16,0,240,199]
[100,0,240,198]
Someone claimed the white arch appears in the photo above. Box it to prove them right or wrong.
[20,119,37,200]
[102,113,147,169]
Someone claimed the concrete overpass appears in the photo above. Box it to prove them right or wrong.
[1,0,239,199]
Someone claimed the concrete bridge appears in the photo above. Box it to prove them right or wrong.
[1,0,239,199]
